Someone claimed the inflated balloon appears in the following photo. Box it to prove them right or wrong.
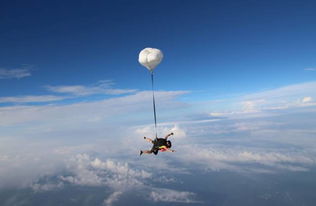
[138,48,163,72]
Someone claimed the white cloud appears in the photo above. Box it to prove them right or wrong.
[53,154,159,205]
[0,95,66,103]
[150,188,200,203]
[90,157,151,180]
[304,68,316,71]
[0,144,66,189]
[0,90,187,128]
[209,112,229,117]
[0,80,137,105]
[201,82,316,118]
[60,155,104,187]
[241,82,316,108]
[177,144,315,173]
[46,80,137,96]
[31,182,64,192]
[241,99,266,113]
[0,68,31,79]
[135,124,186,139]
[302,96,313,103]
[21,152,197,205]
[59,154,151,190]
[103,191,123,206]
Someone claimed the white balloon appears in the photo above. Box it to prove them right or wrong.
[138,48,163,72]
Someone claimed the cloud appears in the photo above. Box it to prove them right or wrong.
[150,188,200,203]
[0,80,137,105]
[241,82,316,104]
[46,80,137,96]
[241,99,266,113]
[0,69,31,79]
[0,90,187,128]
[0,95,66,103]
[178,145,315,173]
[0,135,152,190]
[0,66,32,79]
[104,191,123,206]
[209,112,229,117]
[200,82,316,119]
[7,151,197,205]
[304,68,316,71]
[302,96,313,103]
[30,153,187,206]
[164,104,316,173]
[31,182,64,192]
[133,116,316,174]
[135,124,187,139]
[0,143,66,189]
[59,154,151,189]
[239,82,316,112]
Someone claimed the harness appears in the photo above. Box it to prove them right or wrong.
[158,145,168,151]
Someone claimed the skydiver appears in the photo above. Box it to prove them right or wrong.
[140,132,175,155]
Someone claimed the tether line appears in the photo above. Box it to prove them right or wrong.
[151,71,158,138]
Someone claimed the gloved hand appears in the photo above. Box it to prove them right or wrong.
[170,132,174,135]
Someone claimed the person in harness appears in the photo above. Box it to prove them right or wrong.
[140,132,175,155]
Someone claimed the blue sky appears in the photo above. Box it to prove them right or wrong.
[1,0,316,99]
[1,1,316,205]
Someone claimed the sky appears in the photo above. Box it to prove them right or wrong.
[1,0,316,205]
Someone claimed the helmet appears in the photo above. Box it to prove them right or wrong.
[166,140,172,148]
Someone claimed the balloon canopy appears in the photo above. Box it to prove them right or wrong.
[138,48,163,72]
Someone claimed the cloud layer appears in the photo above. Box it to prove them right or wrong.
[1,81,316,205]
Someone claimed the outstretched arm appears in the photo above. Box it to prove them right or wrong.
[166,148,175,152]
[144,137,154,143]
[164,132,174,140]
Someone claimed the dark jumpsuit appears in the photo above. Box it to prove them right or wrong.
[150,138,167,155]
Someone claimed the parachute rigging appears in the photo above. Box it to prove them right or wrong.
[151,72,158,138]
[138,48,163,138]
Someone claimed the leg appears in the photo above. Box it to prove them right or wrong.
[140,150,152,155]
